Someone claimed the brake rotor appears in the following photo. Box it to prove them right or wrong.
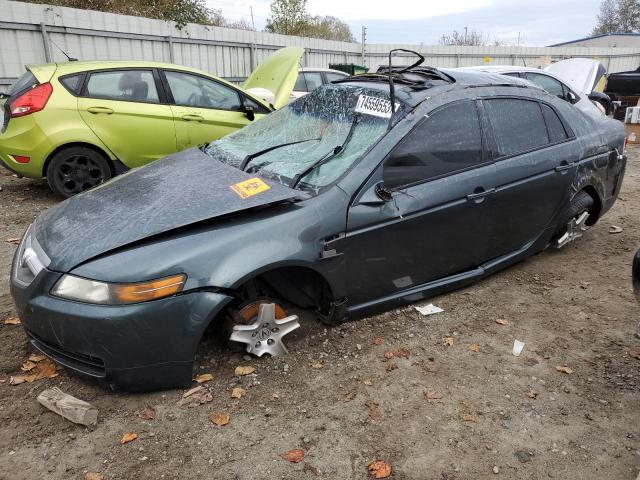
[226,300,300,357]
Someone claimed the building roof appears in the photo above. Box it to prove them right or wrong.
[548,32,640,47]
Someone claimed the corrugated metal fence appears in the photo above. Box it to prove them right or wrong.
[1,0,639,92]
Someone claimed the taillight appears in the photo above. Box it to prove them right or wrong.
[10,83,53,118]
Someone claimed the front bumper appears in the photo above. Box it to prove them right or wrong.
[10,264,233,390]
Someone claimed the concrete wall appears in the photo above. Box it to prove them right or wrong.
[1,0,639,92]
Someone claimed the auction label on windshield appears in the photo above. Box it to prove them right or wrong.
[230,177,271,199]
[355,95,399,118]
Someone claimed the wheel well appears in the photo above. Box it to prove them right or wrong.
[42,142,114,177]
[232,266,334,315]
[580,185,602,226]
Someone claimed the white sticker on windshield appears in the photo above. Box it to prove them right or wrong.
[354,95,399,118]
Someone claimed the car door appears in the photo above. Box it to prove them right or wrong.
[480,97,577,259]
[343,100,497,305]
[162,70,258,151]
[77,69,177,168]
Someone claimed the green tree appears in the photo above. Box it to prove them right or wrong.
[265,0,355,41]
[306,16,356,42]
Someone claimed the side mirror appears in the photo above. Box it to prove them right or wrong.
[565,91,579,104]
[359,182,393,206]
[243,105,255,121]
[0,92,8,100]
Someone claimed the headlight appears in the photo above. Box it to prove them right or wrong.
[51,273,186,305]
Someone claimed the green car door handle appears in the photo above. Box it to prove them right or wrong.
[181,114,204,122]
[87,106,114,115]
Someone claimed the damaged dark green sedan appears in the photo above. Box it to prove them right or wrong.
[10,57,627,390]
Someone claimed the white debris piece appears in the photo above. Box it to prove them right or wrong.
[37,387,98,425]
[414,303,444,316]
[512,340,525,357]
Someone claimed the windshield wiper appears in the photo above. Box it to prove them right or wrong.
[290,115,360,189]
[239,138,320,172]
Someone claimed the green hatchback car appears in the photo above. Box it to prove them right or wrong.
[0,47,303,197]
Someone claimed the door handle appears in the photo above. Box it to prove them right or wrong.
[555,162,574,172]
[181,114,204,122]
[87,106,114,114]
[466,187,495,202]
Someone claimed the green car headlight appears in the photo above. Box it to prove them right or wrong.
[51,273,186,305]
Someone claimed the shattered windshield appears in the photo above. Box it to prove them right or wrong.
[205,84,398,192]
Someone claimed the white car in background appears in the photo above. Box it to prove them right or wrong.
[459,59,608,116]
[289,68,349,102]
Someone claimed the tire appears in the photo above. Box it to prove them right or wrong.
[46,146,112,198]
[552,191,595,249]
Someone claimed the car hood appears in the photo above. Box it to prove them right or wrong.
[545,58,606,96]
[243,47,304,109]
[34,148,301,272]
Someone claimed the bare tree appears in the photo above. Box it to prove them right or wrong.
[439,29,488,46]
[592,0,640,34]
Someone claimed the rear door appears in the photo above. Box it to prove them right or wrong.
[162,70,259,150]
[77,69,176,167]
[480,97,576,259]
[344,100,497,304]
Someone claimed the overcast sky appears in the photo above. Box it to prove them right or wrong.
[206,0,602,46]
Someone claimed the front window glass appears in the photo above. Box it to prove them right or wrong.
[165,71,241,110]
[205,85,396,192]
[525,73,564,98]
[293,72,323,92]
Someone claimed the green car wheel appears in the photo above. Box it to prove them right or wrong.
[46,146,112,198]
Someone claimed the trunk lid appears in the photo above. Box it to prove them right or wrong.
[34,148,300,272]
[545,58,606,96]
[243,47,304,109]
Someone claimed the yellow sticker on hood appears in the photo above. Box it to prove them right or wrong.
[230,177,271,199]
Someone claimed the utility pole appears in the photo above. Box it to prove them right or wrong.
[464,26,468,44]
[361,26,367,66]
[250,6,255,30]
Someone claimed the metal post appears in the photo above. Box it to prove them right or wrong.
[250,43,256,70]
[167,35,175,63]
[40,22,53,63]
[361,26,367,66]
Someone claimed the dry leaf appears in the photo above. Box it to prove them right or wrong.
[467,343,481,353]
[443,337,454,347]
[462,413,477,422]
[120,432,138,444]
[84,472,104,480]
[183,385,204,398]
[272,393,280,400]
[310,363,323,369]
[138,407,155,420]
[303,463,321,476]
[209,412,230,426]
[178,385,212,406]
[194,373,214,383]
[5,238,20,245]
[28,354,46,362]
[424,389,443,402]
[9,358,58,385]
[385,361,398,372]
[495,318,508,326]
[231,387,246,399]
[343,391,356,402]
[368,403,381,421]
[526,389,538,399]
[383,351,395,359]
[3,316,20,325]
[629,347,640,360]
[371,337,384,345]
[363,379,373,386]
[234,366,255,376]
[368,460,392,479]
[280,448,305,463]
[555,365,573,374]
[20,360,36,372]
[395,347,410,359]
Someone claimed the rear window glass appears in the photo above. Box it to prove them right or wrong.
[60,74,83,95]
[541,104,568,143]
[8,71,38,96]
[485,99,549,157]
[85,70,159,103]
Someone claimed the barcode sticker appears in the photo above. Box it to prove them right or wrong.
[354,95,399,118]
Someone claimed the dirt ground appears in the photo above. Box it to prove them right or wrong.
[0,147,638,480]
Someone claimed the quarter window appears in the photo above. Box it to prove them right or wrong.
[293,72,323,92]
[383,100,483,189]
[541,104,568,143]
[165,71,241,110]
[485,99,549,157]
[85,70,159,103]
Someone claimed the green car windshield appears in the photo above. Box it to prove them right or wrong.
[205,84,397,192]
